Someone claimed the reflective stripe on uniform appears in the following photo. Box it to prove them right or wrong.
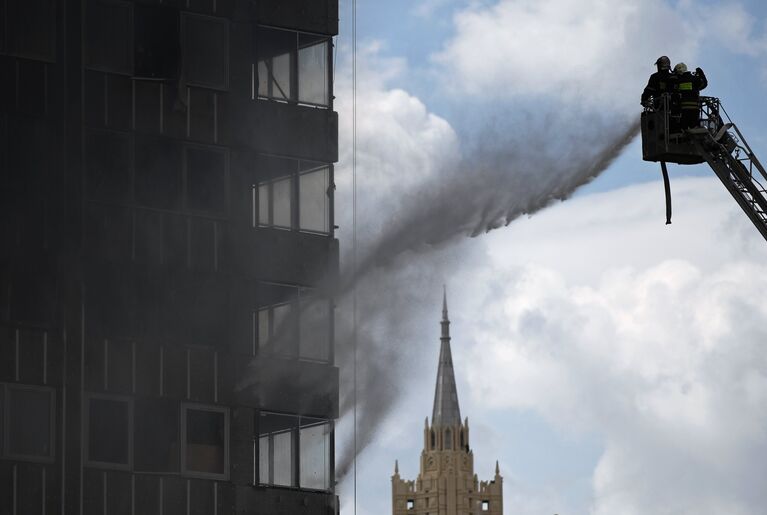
[678,82,693,91]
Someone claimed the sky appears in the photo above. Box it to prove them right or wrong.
[328,1,767,514]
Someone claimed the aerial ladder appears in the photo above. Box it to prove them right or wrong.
[641,95,767,242]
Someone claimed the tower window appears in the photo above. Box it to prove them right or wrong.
[407,500,414,510]
[444,428,452,450]
[430,429,435,449]
[482,500,490,511]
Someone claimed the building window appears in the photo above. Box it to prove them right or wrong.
[133,398,179,473]
[182,13,229,90]
[255,26,331,107]
[407,500,415,510]
[86,0,133,75]
[482,500,490,511]
[86,394,133,469]
[445,428,452,450]
[299,417,331,490]
[253,156,332,235]
[181,404,229,479]
[5,0,56,61]
[254,284,332,363]
[134,4,180,80]
[2,384,55,462]
[258,412,332,491]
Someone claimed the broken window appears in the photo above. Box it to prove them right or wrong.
[253,156,332,235]
[86,0,133,75]
[5,0,56,61]
[182,13,228,90]
[134,4,180,80]
[3,384,55,461]
[86,395,132,468]
[255,27,331,107]
[182,405,228,478]
[258,413,332,490]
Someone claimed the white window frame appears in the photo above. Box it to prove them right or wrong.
[84,392,134,470]
[2,383,56,463]
[180,402,230,480]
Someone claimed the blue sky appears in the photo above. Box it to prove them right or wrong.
[329,1,767,514]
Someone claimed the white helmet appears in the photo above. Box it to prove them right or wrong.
[674,62,688,74]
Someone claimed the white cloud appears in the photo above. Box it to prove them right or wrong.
[431,0,767,111]
[460,178,767,514]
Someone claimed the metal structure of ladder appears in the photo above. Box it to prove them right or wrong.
[641,96,767,242]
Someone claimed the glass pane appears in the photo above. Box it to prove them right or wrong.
[272,430,293,486]
[185,409,226,474]
[8,387,52,458]
[257,308,270,350]
[187,148,226,214]
[258,435,270,484]
[272,177,292,228]
[299,167,330,233]
[258,183,269,226]
[257,61,269,98]
[298,37,329,106]
[300,421,330,490]
[88,398,129,464]
[299,297,330,362]
[134,399,179,472]
[271,53,292,101]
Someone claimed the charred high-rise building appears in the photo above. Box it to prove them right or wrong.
[0,1,339,514]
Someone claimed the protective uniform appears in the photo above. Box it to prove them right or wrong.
[641,56,673,108]
[673,63,707,130]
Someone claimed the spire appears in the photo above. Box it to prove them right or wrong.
[432,288,462,427]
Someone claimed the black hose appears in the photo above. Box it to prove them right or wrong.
[660,161,672,224]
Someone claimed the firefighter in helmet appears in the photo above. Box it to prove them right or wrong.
[641,56,673,108]
[672,62,708,130]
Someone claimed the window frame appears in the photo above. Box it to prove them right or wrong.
[2,383,56,463]
[180,402,230,480]
[83,392,134,470]
[252,155,334,236]
[254,25,333,109]
[183,143,229,216]
[84,0,135,76]
[256,411,333,492]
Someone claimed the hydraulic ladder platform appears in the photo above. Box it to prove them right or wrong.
[641,96,767,242]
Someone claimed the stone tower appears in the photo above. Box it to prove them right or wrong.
[392,290,503,515]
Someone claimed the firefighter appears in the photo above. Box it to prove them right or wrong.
[672,62,708,130]
[641,56,673,108]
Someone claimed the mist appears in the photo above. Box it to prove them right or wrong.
[333,110,640,480]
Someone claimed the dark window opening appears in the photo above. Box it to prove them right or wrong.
[134,138,182,209]
[85,130,132,202]
[4,384,54,461]
[87,396,131,467]
[5,0,55,60]
[430,429,436,449]
[182,13,228,90]
[445,428,452,450]
[183,405,227,478]
[134,4,179,80]
[86,0,133,74]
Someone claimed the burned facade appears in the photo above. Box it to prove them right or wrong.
[392,293,503,515]
[0,0,339,514]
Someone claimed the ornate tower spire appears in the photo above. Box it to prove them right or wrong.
[432,287,461,427]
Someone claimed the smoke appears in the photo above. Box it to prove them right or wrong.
[333,111,640,480]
